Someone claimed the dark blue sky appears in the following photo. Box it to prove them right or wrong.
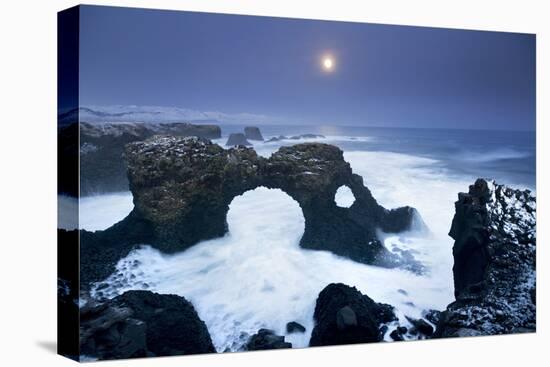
[79,5,536,131]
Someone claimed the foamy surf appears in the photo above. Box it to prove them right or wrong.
[79,192,134,231]
[82,147,478,352]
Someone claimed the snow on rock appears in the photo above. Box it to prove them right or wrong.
[436,179,536,337]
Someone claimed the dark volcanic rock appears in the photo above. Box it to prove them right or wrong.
[436,179,536,338]
[266,135,287,143]
[80,301,148,360]
[80,136,421,285]
[64,121,221,195]
[112,291,215,356]
[405,316,434,336]
[80,291,215,360]
[390,328,405,341]
[423,309,442,326]
[80,210,156,286]
[245,329,292,350]
[225,133,252,146]
[244,126,264,141]
[286,321,306,334]
[309,283,397,347]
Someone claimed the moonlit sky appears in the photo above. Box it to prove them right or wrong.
[78,5,536,131]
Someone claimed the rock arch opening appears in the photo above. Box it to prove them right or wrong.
[334,185,356,208]
[227,187,305,249]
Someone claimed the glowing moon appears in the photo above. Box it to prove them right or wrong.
[322,56,334,71]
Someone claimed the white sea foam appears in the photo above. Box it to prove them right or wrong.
[79,192,134,231]
[85,147,476,351]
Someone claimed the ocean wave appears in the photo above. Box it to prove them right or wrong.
[454,147,532,163]
[79,192,134,231]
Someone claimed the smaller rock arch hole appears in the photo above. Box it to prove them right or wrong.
[334,185,356,208]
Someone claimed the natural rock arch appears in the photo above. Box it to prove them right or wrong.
[80,136,422,285]
[225,187,305,242]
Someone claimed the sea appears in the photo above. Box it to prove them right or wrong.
[78,125,536,351]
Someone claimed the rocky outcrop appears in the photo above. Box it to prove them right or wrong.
[286,321,306,334]
[244,126,264,141]
[245,329,292,350]
[225,133,252,146]
[435,179,536,337]
[389,326,407,341]
[309,283,397,346]
[405,316,434,336]
[80,290,215,360]
[62,122,221,195]
[80,136,421,285]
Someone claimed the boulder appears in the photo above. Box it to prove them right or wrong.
[113,291,215,356]
[405,316,434,336]
[80,290,215,360]
[436,179,536,337]
[309,283,397,347]
[80,302,148,360]
[244,126,264,141]
[80,136,422,285]
[286,321,306,334]
[389,328,404,341]
[245,329,292,350]
[225,133,252,146]
[422,309,441,326]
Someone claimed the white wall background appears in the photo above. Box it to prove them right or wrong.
[0,0,547,366]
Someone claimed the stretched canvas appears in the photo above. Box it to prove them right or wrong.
[58,5,536,362]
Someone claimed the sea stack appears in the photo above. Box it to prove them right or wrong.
[435,179,536,337]
[225,133,252,146]
[244,126,264,141]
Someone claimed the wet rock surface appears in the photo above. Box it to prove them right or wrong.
[80,136,421,285]
[245,329,292,350]
[286,321,306,333]
[436,179,536,337]
[406,316,434,336]
[309,283,397,346]
[80,290,215,360]
[389,326,408,341]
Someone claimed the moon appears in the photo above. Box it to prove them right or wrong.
[322,56,334,71]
